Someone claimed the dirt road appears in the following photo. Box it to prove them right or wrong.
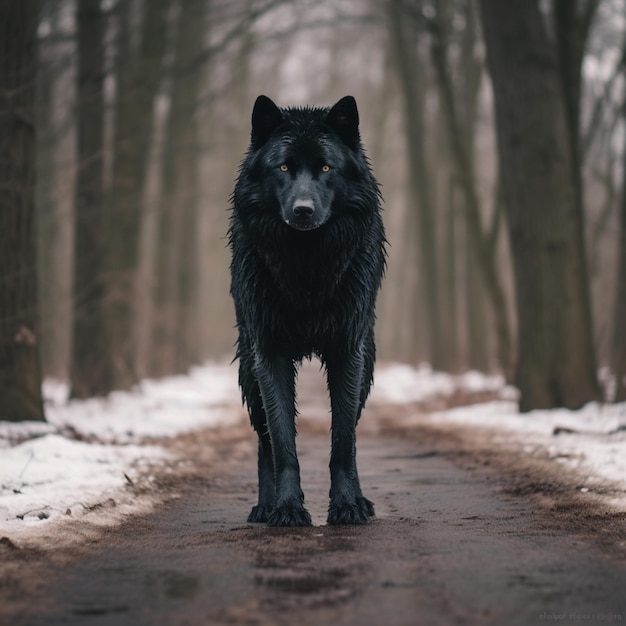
[2,409,626,626]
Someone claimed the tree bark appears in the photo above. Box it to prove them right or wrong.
[107,0,172,388]
[428,0,512,379]
[37,5,76,384]
[554,0,599,181]
[612,88,626,402]
[133,94,167,380]
[151,1,205,377]
[465,199,489,372]
[456,0,489,373]
[0,1,45,421]
[480,0,600,411]
[387,0,446,370]
[71,0,111,398]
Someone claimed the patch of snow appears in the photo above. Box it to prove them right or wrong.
[0,434,166,538]
[370,361,626,508]
[0,362,244,543]
[370,362,514,404]
[429,399,626,504]
[44,362,243,443]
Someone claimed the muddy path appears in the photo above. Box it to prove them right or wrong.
[2,411,626,626]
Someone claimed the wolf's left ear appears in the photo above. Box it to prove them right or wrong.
[326,96,360,150]
[251,95,284,148]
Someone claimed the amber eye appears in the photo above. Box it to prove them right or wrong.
[321,165,330,173]
[280,164,288,172]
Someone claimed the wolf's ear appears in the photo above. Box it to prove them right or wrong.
[251,95,283,148]
[326,96,360,150]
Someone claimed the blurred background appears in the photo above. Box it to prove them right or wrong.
[1,0,625,416]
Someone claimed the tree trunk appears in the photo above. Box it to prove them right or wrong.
[456,0,489,373]
[108,0,172,388]
[37,4,76,384]
[612,90,626,402]
[0,1,45,421]
[387,0,446,370]
[428,0,513,379]
[151,1,205,377]
[465,202,489,372]
[480,0,600,411]
[133,94,168,380]
[71,0,111,398]
[442,179,460,371]
[35,16,56,381]
[554,0,599,188]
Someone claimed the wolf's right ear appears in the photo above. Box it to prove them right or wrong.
[251,95,283,148]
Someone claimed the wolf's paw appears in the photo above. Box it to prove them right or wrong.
[247,505,272,523]
[267,502,312,527]
[327,496,375,525]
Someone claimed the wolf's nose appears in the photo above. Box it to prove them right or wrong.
[293,204,315,218]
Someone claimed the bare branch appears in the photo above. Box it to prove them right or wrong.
[581,42,626,164]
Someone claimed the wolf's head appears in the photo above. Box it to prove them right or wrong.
[245,95,362,231]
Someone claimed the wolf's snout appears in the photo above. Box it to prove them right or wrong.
[293,203,315,218]
[286,198,320,230]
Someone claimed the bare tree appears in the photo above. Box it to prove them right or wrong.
[612,83,626,402]
[154,0,206,376]
[554,0,600,192]
[427,0,513,379]
[480,0,600,411]
[107,0,173,388]
[387,0,445,370]
[36,1,76,384]
[0,1,45,421]
[71,0,111,398]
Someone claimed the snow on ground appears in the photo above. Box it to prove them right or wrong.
[0,362,243,542]
[1,360,625,544]
[0,434,166,535]
[428,400,626,508]
[368,362,518,403]
[42,363,243,443]
[370,363,626,510]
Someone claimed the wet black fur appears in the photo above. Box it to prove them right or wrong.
[228,95,386,527]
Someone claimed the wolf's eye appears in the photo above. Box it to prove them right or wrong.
[321,165,330,173]
[279,164,288,172]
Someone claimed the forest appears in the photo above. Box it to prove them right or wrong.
[1,0,625,422]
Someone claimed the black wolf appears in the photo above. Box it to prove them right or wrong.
[228,95,386,527]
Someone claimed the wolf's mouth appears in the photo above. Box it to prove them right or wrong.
[284,218,323,231]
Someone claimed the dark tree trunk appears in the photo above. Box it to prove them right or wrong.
[455,0,489,373]
[554,0,599,183]
[150,1,205,378]
[0,1,45,421]
[443,180,460,371]
[107,0,172,388]
[465,206,489,372]
[71,0,111,399]
[428,0,513,379]
[612,95,626,402]
[480,0,600,411]
[387,0,446,371]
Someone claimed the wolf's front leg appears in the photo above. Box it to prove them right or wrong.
[238,346,274,522]
[254,353,311,527]
[326,347,375,525]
